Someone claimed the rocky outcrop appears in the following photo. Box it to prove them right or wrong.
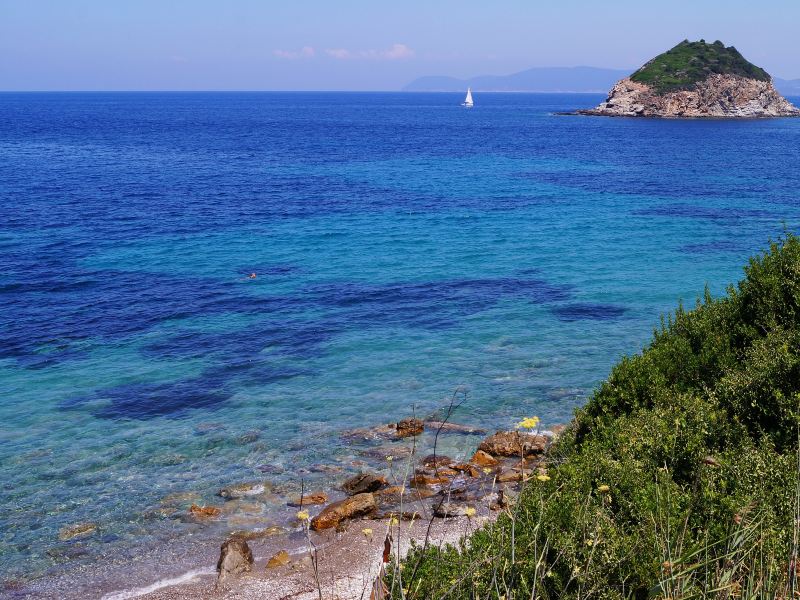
[580,74,800,118]
[478,431,548,457]
[310,493,377,530]
[217,538,253,583]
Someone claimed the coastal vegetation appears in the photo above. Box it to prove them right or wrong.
[630,40,770,94]
[391,234,800,599]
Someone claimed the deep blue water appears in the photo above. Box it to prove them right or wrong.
[1,92,800,594]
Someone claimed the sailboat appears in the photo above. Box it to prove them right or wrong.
[462,87,473,108]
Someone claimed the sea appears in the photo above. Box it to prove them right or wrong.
[1,91,800,598]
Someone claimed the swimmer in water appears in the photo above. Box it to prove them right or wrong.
[248,273,257,279]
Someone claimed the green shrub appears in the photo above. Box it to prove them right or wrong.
[630,40,771,94]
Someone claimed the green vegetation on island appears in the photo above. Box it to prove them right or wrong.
[392,234,800,599]
[630,40,771,94]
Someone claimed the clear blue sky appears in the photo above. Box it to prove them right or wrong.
[2,0,798,90]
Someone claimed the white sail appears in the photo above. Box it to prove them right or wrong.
[463,87,473,107]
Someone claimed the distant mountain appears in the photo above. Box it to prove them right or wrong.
[403,67,630,93]
[775,78,800,96]
[403,65,800,96]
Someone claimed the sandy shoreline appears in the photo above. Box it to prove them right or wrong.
[122,511,495,600]
[13,422,545,600]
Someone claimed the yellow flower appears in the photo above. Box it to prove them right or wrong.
[586,539,594,546]
[515,416,540,430]
[362,528,373,537]
[536,474,551,482]
[296,510,310,521]
[482,467,493,474]
[597,484,610,493]
[386,455,393,461]
[389,516,399,526]
[464,507,476,517]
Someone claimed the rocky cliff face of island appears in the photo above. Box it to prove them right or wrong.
[581,73,800,118]
[578,39,800,118]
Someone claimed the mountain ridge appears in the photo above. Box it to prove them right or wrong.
[404,65,800,96]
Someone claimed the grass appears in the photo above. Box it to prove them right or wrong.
[630,40,770,94]
[389,233,800,599]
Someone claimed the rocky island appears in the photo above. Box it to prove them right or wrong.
[578,39,800,118]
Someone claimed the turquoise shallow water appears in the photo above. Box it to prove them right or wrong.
[1,92,800,595]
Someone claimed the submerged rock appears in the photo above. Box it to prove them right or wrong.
[288,491,328,507]
[478,431,547,457]
[395,418,424,438]
[218,482,267,500]
[451,463,481,478]
[409,472,450,487]
[341,424,397,442]
[266,550,290,568]
[189,504,222,518]
[58,522,97,541]
[342,472,387,495]
[217,538,253,583]
[230,525,284,541]
[422,454,453,469]
[425,421,486,435]
[311,492,377,531]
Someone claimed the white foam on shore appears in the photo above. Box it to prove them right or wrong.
[100,567,215,600]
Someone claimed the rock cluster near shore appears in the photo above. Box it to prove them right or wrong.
[579,74,800,118]
[212,420,558,585]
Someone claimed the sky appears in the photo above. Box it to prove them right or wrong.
[1,0,799,91]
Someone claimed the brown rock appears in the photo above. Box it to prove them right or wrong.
[342,472,387,495]
[287,492,328,507]
[266,550,290,568]
[451,463,481,478]
[375,485,407,498]
[489,489,509,511]
[395,418,424,438]
[470,449,499,467]
[189,504,222,518]
[409,473,449,487]
[406,486,437,499]
[478,431,547,457]
[310,493,377,531]
[217,538,253,583]
[422,454,453,468]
